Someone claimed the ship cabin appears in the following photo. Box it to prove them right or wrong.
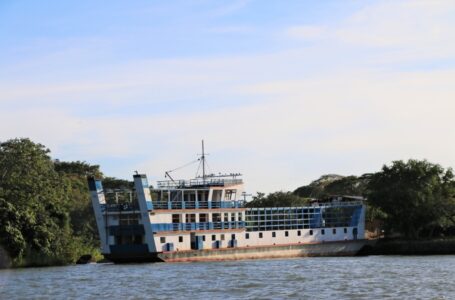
[149,175,246,251]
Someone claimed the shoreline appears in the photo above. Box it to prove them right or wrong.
[358,238,455,256]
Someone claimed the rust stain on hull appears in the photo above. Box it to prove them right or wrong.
[158,240,366,263]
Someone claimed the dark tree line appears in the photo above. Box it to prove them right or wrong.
[0,138,132,268]
[249,161,455,239]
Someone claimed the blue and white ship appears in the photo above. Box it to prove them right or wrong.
[88,142,366,262]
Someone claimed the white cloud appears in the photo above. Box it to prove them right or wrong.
[335,1,455,49]
[286,25,325,40]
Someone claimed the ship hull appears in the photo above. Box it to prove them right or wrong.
[104,240,366,263]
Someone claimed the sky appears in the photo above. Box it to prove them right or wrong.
[1,0,455,193]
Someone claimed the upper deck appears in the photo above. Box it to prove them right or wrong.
[156,178,243,189]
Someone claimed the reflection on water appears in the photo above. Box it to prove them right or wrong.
[1,256,455,299]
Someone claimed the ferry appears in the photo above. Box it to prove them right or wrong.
[88,142,366,262]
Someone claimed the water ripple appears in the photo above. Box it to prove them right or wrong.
[1,256,455,299]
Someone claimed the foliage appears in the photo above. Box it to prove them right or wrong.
[367,159,455,238]
[293,174,343,198]
[0,139,113,267]
[55,161,102,255]
[102,177,134,190]
[0,138,74,266]
[54,160,101,177]
[245,191,310,208]
[293,174,368,198]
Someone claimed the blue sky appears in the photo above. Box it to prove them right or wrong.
[1,0,455,193]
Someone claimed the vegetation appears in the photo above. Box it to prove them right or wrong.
[245,191,310,208]
[367,159,455,239]
[293,174,368,198]
[0,139,128,268]
[0,139,75,267]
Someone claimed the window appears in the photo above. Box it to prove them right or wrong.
[199,213,208,222]
[179,236,183,243]
[213,213,221,222]
[246,233,250,239]
[160,237,166,243]
[221,234,225,241]
[172,214,180,223]
[224,212,229,221]
[321,229,325,235]
[119,213,140,225]
[297,230,301,236]
[344,228,347,234]
[272,232,276,238]
[231,213,236,222]
[231,234,236,240]
[202,235,206,241]
[285,231,289,237]
[238,212,242,221]
[212,234,216,241]
[333,228,336,235]
[259,232,263,238]
[310,230,313,236]
[186,214,196,223]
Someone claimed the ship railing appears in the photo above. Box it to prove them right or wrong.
[315,201,363,207]
[101,203,140,212]
[151,200,245,210]
[157,178,243,189]
[151,221,246,232]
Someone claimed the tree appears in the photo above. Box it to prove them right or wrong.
[55,160,102,253]
[293,174,344,198]
[367,159,455,238]
[245,191,309,208]
[0,138,74,266]
[293,174,367,199]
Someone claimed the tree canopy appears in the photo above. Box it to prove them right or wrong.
[0,138,74,266]
[245,191,310,208]
[367,159,455,238]
[293,174,368,199]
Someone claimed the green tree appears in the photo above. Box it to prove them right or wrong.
[246,191,309,208]
[102,177,134,190]
[0,138,74,266]
[293,174,344,198]
[293,174,368,198]
[367,159,455,238]
[54,160,102,255]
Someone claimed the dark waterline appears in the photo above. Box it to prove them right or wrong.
[1,256,454,299]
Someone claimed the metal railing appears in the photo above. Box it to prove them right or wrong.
[151,200,245,210]
[101,203,140,212]
[157,178,243,189]
[313,200,364,207]
[151,221,246,232]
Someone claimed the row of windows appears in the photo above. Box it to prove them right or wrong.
[160,233,236,244]
[172,212,243,223]
[159,228,353,243]
[245,224,352,231]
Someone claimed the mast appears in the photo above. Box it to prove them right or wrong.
[201,140,206,182]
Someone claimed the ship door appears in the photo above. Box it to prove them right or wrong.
[190,232,197,250]
[353,228,358,240]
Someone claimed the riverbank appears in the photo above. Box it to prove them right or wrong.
[359,238,455,255]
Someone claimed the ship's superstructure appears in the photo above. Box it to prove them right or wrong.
[89,143,366,262]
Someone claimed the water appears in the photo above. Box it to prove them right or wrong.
[0,256,454,299]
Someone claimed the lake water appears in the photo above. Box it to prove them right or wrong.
[0,256,454,299]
